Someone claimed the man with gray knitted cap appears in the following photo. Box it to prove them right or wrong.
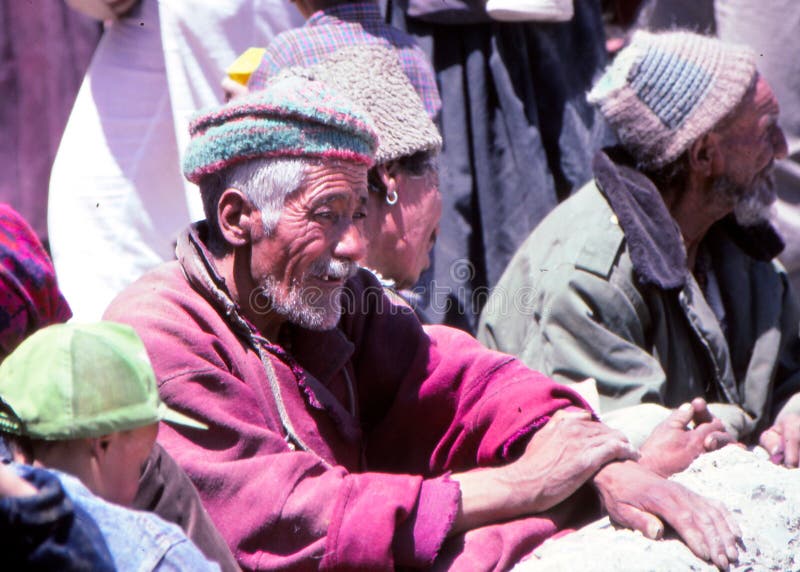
[106,70,741,570]
[480,30,800,470]
[263,45,443,301]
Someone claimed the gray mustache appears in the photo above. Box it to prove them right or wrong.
[308,258,357,280]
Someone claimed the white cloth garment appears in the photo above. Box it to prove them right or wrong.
[49,0,303,320]
[485,0,573,22]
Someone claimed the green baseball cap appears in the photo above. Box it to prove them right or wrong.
[0,322,205,440]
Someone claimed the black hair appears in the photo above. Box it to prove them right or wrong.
[368,150,438,195]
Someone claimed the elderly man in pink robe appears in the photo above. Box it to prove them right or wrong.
[106,71,740,570]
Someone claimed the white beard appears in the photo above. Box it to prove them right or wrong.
[249,258,357,331]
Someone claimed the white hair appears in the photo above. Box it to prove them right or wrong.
[222,157,309,234]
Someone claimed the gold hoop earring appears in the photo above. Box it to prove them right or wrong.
[385,189,398,205]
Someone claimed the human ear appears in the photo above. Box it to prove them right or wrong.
[374,162,393,188]
[218,188,258,247]
[85,435,116,503]
[688,133,721,177]
[89,435,113,460]
[378,162,400,205]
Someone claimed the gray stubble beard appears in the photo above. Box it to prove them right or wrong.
[711,170,777,227]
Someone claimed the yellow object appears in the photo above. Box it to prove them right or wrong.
[226,48,267,86]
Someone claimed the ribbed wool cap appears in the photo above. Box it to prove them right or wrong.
[183,75,379,184]
[260,45,442,165]
[588,30,757,168]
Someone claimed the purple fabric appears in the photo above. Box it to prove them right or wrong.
[0,205,72,358]
[104,225,591,570]
[248,2,441,119]
[0,3,100,240]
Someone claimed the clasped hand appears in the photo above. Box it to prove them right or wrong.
[759,412,800,467]
[500,409,638,513]
[639,398,734,477]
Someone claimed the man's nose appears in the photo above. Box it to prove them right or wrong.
[333,220,366,262]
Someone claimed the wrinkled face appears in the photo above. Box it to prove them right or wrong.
[712,76,788,225]
[96,423,158,507]
[249,161,368,330]
[364,164,441,290]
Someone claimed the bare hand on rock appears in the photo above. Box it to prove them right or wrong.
[760,412,800,467]
[639,398,734,477]
[593,460,741,570]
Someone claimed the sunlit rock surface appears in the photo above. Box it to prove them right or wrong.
[514,446,799,571]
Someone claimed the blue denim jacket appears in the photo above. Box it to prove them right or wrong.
[11,464,220,571]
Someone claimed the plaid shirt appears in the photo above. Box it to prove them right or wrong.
[250,2,441,119]
[0,205,71,357]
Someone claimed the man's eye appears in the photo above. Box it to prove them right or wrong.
[314,212,337,222]
[353,211,367,220]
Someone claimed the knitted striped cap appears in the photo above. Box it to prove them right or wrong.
[265,46,442,165]
[183,75,378,183]
[588,30,757,168]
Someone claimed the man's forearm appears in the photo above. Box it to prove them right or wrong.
[449,466,536,535]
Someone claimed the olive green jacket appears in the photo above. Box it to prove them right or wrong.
[478,151,800,440]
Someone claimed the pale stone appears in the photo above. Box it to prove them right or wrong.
[514,446,800,571]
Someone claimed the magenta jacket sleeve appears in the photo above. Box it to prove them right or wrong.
[337,275,592,477]
[334,277,593,566]
[354,324,592,475]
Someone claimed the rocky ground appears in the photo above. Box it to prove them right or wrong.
[514,446,799,571]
